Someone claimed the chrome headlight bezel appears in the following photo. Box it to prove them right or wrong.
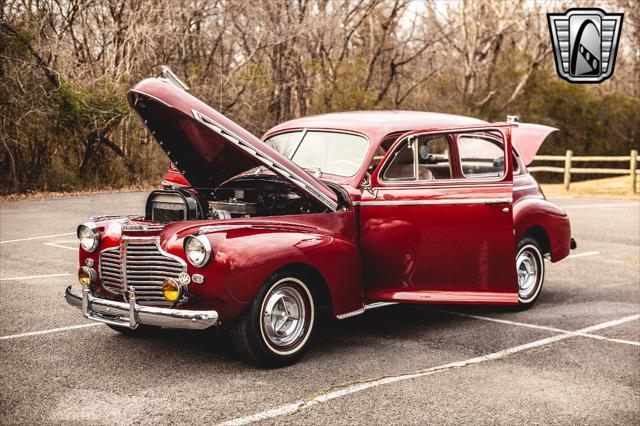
[77,222,100,252]
[184,235,211,268]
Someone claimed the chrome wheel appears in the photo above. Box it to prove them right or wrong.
[516,243,544,303]
[259,278,313,356]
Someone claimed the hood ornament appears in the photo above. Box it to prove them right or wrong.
[160,65,190,91]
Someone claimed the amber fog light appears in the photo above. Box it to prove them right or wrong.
[162,279,182,302]
[78,266,96,287]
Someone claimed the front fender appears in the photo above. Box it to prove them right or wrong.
[513,197,572,262]
[177,226,363,321]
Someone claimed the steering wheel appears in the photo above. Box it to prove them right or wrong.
[329,159,359,174]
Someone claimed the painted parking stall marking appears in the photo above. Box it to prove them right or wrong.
[43,240,79,251]
[218,313,640,425]
[441,310,640,346]
[0,232,75,244]
[566,250,600,259]
[0,273,72,282]
[0,323,100,341]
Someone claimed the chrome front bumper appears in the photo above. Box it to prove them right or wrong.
[64,285,219,330]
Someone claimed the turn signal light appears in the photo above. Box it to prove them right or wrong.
[78,266,96,287]
[162,279,181,302]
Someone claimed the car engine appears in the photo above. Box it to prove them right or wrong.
[146,174,327,223]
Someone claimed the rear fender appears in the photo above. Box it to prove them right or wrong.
[513,197,572,262]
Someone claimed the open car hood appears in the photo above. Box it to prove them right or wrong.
[511,123,558,166]
[128,78,338,211]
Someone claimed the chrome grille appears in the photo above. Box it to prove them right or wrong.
[99,247,123,294]
[98,239,186,306]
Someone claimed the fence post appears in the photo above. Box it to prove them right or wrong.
[563,150,573,191]
[631,149,638,194]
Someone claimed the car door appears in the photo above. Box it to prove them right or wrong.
[359,125,518,304]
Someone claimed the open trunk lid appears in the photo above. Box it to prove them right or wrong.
[127,78,339,211]
[511,123,558,165]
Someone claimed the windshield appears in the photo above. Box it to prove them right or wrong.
[265,130,368,177]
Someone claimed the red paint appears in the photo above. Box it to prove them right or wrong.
[511,123,558,165]
[79,85,573,322]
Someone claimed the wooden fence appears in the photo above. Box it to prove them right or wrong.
[528,149,639,193]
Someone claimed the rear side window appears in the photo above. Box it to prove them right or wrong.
[456,135,505,178]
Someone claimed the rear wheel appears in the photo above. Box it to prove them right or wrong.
[230,271,316,368]
[516,237,545,308]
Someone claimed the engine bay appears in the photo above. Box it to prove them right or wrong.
[146,174,332,223]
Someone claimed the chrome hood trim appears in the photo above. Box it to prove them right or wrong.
[128,78,338,211]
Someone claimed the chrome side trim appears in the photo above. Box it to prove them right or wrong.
[336,307,365,319]
[192,109,339,212]
[364,302,399,310]
[376,126,512,188]
[66,285,218,330]
[354,197,512,207]
[513,183,539,192]
[375,182,513,190]
[121,222,165,232]
[199,225,236,234]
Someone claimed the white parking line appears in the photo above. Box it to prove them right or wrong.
[218,314,640,425]
[0,232,75,244]
[0,323,100,340]
[442,310,640,346]
[43,242,79,251]
[566,251,600,259]
[562,203,639,210]
[0,273,72,282]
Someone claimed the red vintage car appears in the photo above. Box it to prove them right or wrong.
[65,74,575,367]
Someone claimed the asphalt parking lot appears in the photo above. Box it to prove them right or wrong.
[0,192,638,425]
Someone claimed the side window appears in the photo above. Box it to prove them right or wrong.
[456,134,505,178]
[417,136,451,180]
[382,140,415,181]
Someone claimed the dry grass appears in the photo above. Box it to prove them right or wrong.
[541,175,640,199]
[0,185,155,202]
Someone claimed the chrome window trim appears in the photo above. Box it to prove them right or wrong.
[263,128,372,178]
[381,134,453,183]
[373,182,513,191]
[376,127,512,188]
[456,133,507,180]
[192,110,339,211]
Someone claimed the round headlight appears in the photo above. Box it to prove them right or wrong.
[77,222,99,252]
[162,279,182,302]
[184,235,211,267]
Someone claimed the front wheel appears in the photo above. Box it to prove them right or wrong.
[516,237,545,308]
[230,272,316,368]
